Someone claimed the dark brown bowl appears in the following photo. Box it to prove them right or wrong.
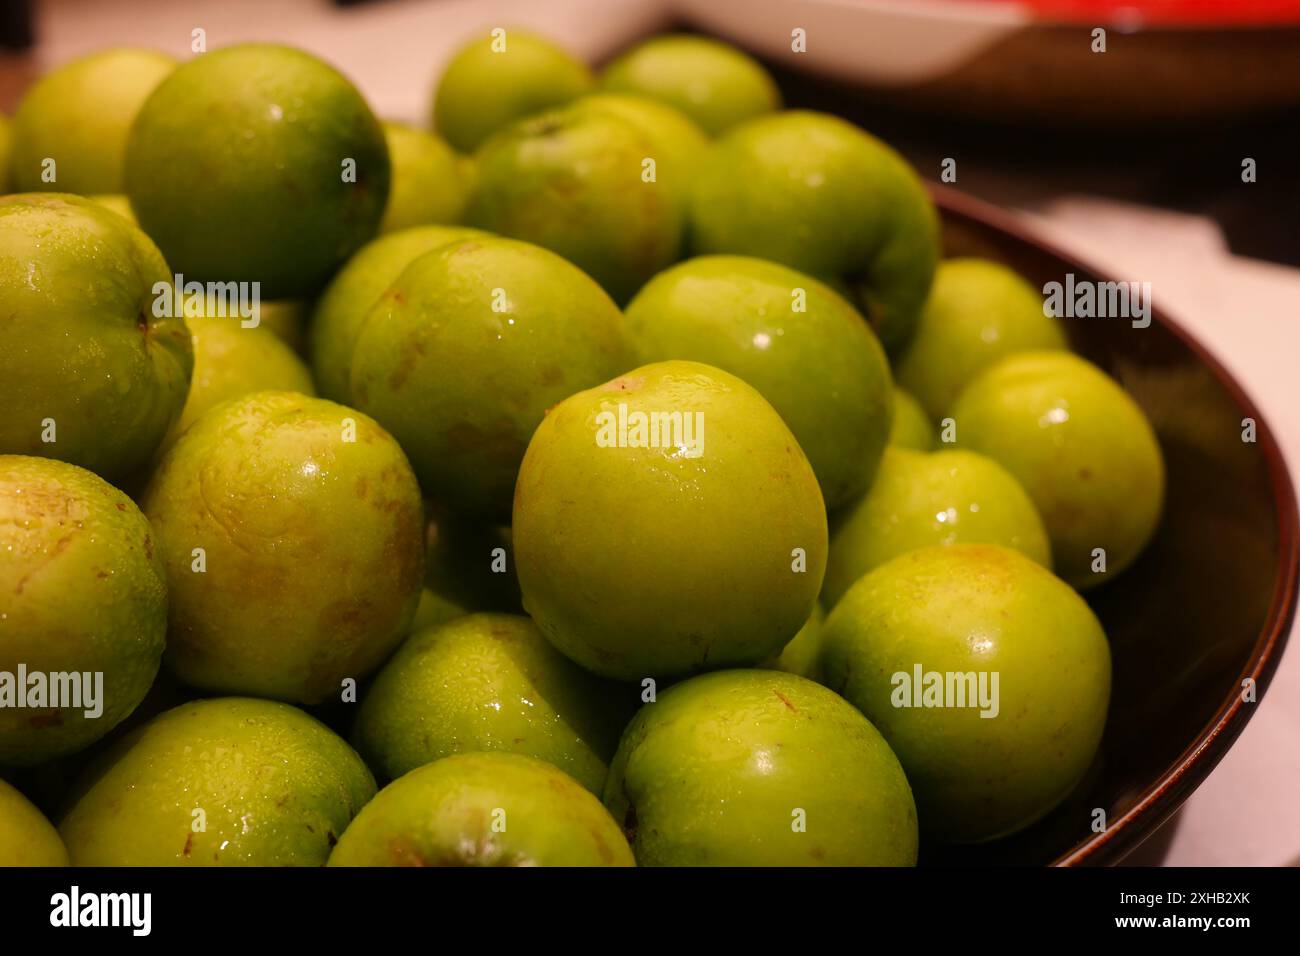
[922,184,1298,866]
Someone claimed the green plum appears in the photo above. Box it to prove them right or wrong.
[353,613,631,791]
[59,697,375,865]
[349,236,632,518]
[951,351,1165,589]
[256,299,311,354]
[433,29,593,152]
[158,312,315,454]
[690,111,939,350]
[0,194,192,480]
[329,752,634,866]
[0,778,68,865]
[422,501,521,614]
[625,254,893,508]
[8,48,175,194]
[603,669,917,866]
[126,43,389,299]
[822,447,1051,610]
[759,604,826,681]
[890,386,934,451]
[0,457,165,766]
[821,544,1111,843]
[309,224,486,402]
[895,258,1068,420]
[87,193,135,223]
[379,121,472,233]
[408,588,467,633]
[467,105,687,303]
[601,34,781,136]
[513,360,827,680]
[141,392,424,704]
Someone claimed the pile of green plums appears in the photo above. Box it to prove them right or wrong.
[0,27,1166,868]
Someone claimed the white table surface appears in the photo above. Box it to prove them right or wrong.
[26,0,1300,866]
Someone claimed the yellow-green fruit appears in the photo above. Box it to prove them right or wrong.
[353,614,631,791]
[759,603,825,680]
[329,752,633,866]
[59,698,376,865]
[0,115,10,192]
[0,456,166,765]
[895,258,1068,419]
[87,193,135,223]
[513,360,827,680]
[625,254,893,509]
[822,447,1051,610]
[9,48,176,194]
[600,34,781,135]
[408,588,466,633]
[256,299,310,354]
[141,392,425,704]
[159,312,315,454]
[0,194,193,480]
[951,351,1164,589]
[889,387,934,451]
[822,545,1111,843]
[603,669,917,866]
[423,502,521,614]
[433,29,593,152]
[0,778,68,865]
[310,224,486,402]
[349,236,632,519]
[379,121,472,233]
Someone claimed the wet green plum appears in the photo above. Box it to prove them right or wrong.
[0,194,192,480]
[890,387,934,451]
[951,351,1165,589]
[691,111,940,350]
[433,29,593,153]
[895,258,1068,420]
[603,669,917,866]
[379,121,472,233]
[9,48,175,194]
[822,447,1051,610]
[0,778,68,865]
[821,544,1111,843]
[348,236,632,519]
[126,44,389,298]
[328,752,634,866]
[600,34,781,135]
[0,456,166,765]
[759,604,826,681]
[625,255,893,509]
[59,698,375,865]
[141,392,425,704]
[513,360,827,680]
[353,613,631,791]
[309,224,486,402]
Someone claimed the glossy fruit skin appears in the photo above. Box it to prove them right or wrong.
[603,669,917,866]
[328,752,634,866]
[895,258,1068,420]
[467,106,685,303]
[354,613,631,791]
[626,255,892,509]
[951,351,1165,589]
[433,29,594,153]
[0,194,193,480]
[890,387,934,451]
[0,778,68,865]
[349,236,632,519]
[379,121,472,233]
[309,224,486,402]
[600,34,781,135]
[513,360,827,680]
[59,698,376,865]
[9,48,176,194]
[0,456,167,765]
[822,544,1111,844]
[126,44,390,299]
[822,447,1052,610]
[141,392,425,704]
[158,312,316,454]
[690,111,939,351]
[759,603,826,681]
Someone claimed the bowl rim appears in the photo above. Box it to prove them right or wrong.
[929,183,1300,866]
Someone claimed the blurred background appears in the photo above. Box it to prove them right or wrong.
[0,0,1296,866]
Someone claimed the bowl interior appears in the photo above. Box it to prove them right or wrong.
[922,186,1296,865]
